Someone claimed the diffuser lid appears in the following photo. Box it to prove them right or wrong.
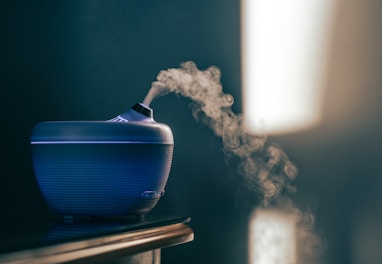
[31,121,173,144]
[31,104,173,145]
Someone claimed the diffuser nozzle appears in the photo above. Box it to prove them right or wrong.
[109,103,154,122]
[132,103,153,118]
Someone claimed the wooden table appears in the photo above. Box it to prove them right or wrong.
[0,215,193,264]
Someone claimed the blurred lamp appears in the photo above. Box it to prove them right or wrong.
[241,0,335,134]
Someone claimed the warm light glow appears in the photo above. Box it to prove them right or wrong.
[249,209,297,264]
[241,0,335,134]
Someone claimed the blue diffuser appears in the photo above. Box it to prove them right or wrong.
[31,103,174,218]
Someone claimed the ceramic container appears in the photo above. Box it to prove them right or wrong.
[31,103,173,218]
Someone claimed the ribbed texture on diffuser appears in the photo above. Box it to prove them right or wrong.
[32,144,173,216]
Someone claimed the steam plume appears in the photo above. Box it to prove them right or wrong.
[144,61,297,204]
[144,61,324,263]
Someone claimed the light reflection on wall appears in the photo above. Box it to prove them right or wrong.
[249,209,297,264]
[241,0,336,134]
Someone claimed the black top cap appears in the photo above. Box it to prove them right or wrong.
[132,103,153,118]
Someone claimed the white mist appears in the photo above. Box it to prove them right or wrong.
[143,61,323,263]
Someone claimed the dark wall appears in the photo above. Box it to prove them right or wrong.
[2,1,382,264]
[1,1,243,263]
[1,0,241,212]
